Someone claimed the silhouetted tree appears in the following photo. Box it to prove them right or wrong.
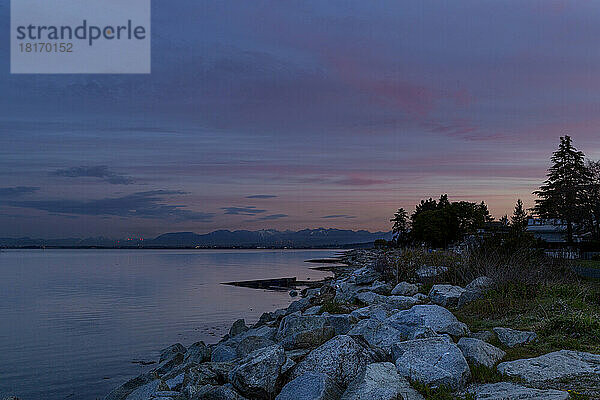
[534,135,592,243]
[511,199,528,233]
[390,208,410,245]
[585,160,600,240]
[410,194,492,248]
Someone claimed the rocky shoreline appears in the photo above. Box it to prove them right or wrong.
[96,249,599,400]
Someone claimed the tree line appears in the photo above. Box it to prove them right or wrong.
[389,135,600,248]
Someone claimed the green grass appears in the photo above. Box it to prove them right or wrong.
[469,364,506,384]
[454,281,600,361]
[411,381,475,400]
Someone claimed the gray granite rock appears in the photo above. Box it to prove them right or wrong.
[463,382,569,400]
[341,362,424,400]
[351,304,399,321]
[348,318,407,355]
[211,344,238,362]
[392,336,471,390]
[165,373,185,391]
[387,304,469,337]
[352,267,381,285]
[334,281,361,303]
[235,336,276,358]
[493,327,537,347]
[160,343,186,363]
[277,314,329,340]
[457,337,505,368]
[323,313,357,335]
[303,305,321,315]
[361,281,391,295]
[497,350,600,385]
[291,335,378,388]
[458,276,494,308]
[469,330,494,343]
[124,380,165,400]
[229,319,249,337]
[428,284,466,308]
[391,282,419,296]
[192,383,248,400]
[154,352,184,377]
[229,345,292,398]
[104,373,155,400]
[276,372,341,400]
[281,326,336,350]
[286,297,313,314]
[184,341,211,364]
[354,292,420,310]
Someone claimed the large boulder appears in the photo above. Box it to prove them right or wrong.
[323,313,357,335]
[497,350,600,387]
[211,344,238,362]
[354,292,420,310]
[184,341,211,364]
[361,281,392,295]
[347,318,407,355]
[277,314,329,340]
[463,382,569,400]
[124,380,166,400]
[340,362,424,400]
[351,304,400,321]
[277,314,335,350]
[286,297,313,314]
[276,372,341,400]
[236,336,276,358]
[493,327,537,347]
[160,343,186,362]
[105,373,155,400]
[391,282,419,296]
[387,305,469,338]
[229,319,249,337]
[392,336,471,390]
[428,284,466,308]
[458,276,494,308]
[229,345,293,398]
[352,267,381,285]
[334,282,361,303]
[291,335,379,388]
[457,337,505,368]
[193,383,248,399]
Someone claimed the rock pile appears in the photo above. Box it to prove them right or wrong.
[102,249,598,400]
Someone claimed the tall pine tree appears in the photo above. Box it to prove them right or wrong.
[534,135,592,243]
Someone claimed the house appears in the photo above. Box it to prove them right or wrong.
[526,218,581,243]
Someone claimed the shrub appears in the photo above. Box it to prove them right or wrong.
[454,236,576,286]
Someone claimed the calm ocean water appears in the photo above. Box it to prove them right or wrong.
[0,249,336,400]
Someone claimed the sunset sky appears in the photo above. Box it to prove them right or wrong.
[2,0,600,238]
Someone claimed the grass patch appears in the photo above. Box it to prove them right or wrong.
[411,381,475,400]
[455,281,600,361]
[469,364,506,384]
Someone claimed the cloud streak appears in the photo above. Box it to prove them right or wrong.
[52,166,135,185]
[0,186,40,197]
[7,190,214,221]
[245,195,278,199]
[221,206,267,215]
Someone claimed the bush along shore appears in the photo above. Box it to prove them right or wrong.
[97,248,600,400]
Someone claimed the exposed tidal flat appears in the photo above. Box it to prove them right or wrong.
[0,249,334,400]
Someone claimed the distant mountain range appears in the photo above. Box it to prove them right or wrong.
[0,228,392,249]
